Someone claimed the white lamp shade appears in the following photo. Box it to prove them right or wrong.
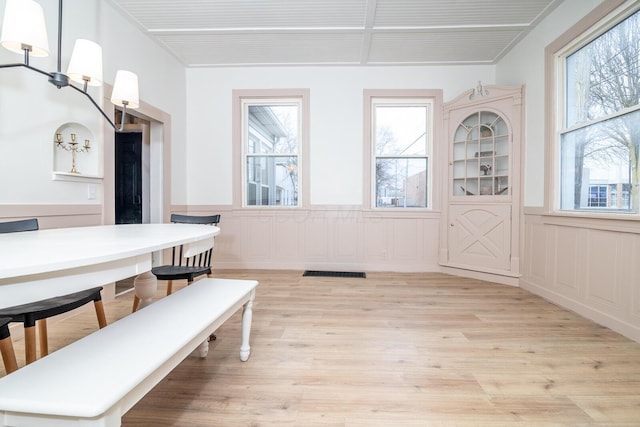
[111,70,139,109]
[0,0,49,57]
[67,39,103,86]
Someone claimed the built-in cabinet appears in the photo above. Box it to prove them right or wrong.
[440,85,523,281]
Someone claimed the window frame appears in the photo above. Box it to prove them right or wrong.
[232,89,310,209]
[545,0,639,219]
[363,89,443,213]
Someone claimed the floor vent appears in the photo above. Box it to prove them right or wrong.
[303,270,366,278]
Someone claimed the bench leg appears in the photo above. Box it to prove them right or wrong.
[133,271,158,311]
[240,289,255,362]
[198,339,209,358]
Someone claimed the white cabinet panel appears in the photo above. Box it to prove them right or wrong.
[448,204,511,271]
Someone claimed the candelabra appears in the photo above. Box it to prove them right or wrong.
[55,132,90,174]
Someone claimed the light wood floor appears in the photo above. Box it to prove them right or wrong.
[3,270,640,426]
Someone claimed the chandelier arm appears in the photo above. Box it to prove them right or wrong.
[66,83,124,132]
[0,62,123,132]
[0,63,53,79]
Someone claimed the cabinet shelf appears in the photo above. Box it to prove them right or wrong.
[451,111,509,197]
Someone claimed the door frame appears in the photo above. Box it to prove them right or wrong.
[102,84,172,226]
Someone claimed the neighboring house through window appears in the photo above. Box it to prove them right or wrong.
[588,184,608,207]
[232,89,309,208]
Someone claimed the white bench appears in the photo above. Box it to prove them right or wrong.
[0,277,258,427]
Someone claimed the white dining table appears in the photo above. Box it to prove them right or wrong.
[0,223,220,310]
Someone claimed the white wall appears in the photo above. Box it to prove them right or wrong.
[496,0,604,207]
[0,0,187,209]
[0,0,102,205]
[185,65,495,206]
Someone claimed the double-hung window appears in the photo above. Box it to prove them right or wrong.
[233,89,309,208]
[556,5,640,213]
[369,97,434,209]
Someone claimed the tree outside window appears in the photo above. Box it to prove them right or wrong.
[559,9,640,213]
[373,101,431,208]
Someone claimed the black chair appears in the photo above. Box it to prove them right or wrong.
[0,317,18,374]
[132,214,220,312]
[0,219,107,369]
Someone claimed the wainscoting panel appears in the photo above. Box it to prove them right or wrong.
[392,219,422,262]
[585,229,620,307]
[525,219,549,284]
[363,217,388,263]
[213,214,243,264]
[522,213,640,343]
[334,215,359,261]
[305,214,330,261]
[244,215,273,261]
[202,207,441,272]
[0,204,102,229]
[554,225,581,296]
[275,214,303,260]
[633,237,640,319]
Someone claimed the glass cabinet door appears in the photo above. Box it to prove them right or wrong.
[452,111,509,197]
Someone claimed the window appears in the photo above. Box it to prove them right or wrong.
[369,97,434,209]
[556,6,640,213]
[233,90,309,208]
[588,185,607,207]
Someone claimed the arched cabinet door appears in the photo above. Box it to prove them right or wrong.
[440,85,523,281]
[452,111,510,197]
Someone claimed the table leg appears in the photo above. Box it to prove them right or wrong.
[239,289,255,362]
[133,271,157,310]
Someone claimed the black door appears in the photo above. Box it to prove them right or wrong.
[115,132,143,224]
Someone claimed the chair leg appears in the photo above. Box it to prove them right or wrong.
[37,319,48,358]
[94,300,108,329]
[25,325,37,364]
[0,336,18,374]
[132,295,140,313]
[166,280,174,296]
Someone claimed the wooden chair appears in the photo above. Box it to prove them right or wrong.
[0,317,18,374]
[0,219,107,369]
[132,214,220,312]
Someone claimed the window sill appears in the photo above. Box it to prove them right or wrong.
[363,208,441,220]
[537,211,640,234]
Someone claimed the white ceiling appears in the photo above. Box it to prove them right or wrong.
[108,0,563,67]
